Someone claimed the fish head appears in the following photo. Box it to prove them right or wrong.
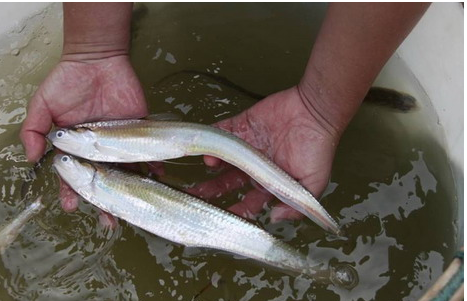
[47,128,97,157]
[53,154,96,190]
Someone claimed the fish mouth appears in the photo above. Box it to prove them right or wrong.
[53,154,65,162]
[46,130,58,142]
[51,155,64,179]
[52,154,72,171]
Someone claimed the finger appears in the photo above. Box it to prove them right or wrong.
[203,156,231,171]
[228,188,274,220]
[185,168,250,200]
[59,179,79,212]
[98,210,118,229]
[203,155,222,168]
[20,95,53,162]
[270,203,305,223]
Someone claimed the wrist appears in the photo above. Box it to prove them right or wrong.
[297,69,366,138]
[62,42,129,62]
[62,3,132,62]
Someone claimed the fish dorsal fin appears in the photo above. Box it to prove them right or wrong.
[145,113,182,121]
[75,119,146,130]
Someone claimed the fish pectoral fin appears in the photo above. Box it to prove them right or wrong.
[93,142,133,161]
[145,113,183,121]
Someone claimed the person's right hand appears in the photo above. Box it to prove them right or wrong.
[188,87,341,224]
[20,55,148,219]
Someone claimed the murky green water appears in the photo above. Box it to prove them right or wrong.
[0,3,458,301]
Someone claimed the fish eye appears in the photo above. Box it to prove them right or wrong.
[56,130,65,138]
[61,156,70,163]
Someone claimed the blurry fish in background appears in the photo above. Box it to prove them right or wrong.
[363,87,416,112]
[0,196,44,254]
[154,71,417,113]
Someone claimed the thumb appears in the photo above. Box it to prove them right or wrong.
[20,95,52,162]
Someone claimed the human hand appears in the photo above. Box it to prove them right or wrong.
[192,86,341,222]
[20,55,148,218]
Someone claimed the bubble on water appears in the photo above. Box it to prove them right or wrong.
[207,83,222,91]
[152,47,162,60]
[330,264,359,290]
[165,96,176,104]
[165,52,177,64]
[214,111,230,118]
[174,103,193,115]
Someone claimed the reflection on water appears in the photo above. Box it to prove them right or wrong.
[0,3,457,301]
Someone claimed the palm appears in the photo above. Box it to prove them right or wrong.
[43,57,147,127]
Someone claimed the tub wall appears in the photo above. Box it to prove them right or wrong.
[0,3,50,33]
[397,3,464,244]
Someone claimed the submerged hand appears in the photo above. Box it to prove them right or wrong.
[198,86,340,222]
[20,55,148,215]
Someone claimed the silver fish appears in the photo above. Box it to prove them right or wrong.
[52,154,357,288]
[0,196,44,253]
[47,119,340,235]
